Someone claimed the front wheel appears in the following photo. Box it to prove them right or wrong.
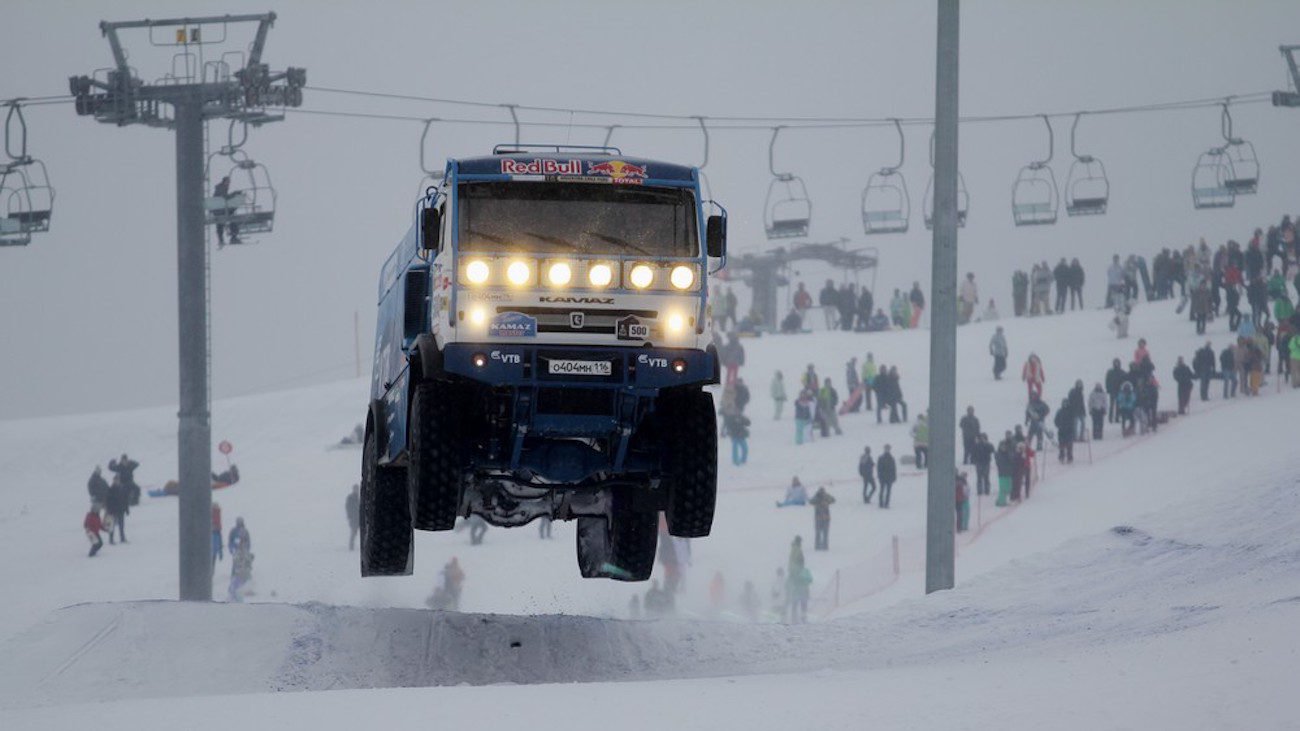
[575,491,658,581]
[661,390,718,538]
[408,381,464,531]
[360,430,413,576]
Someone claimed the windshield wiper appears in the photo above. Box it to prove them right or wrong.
[584,231,655,257]
[466,228,512,246]
[522,231,576,249]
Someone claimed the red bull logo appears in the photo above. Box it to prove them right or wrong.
[500,158,583,176]
[587,160,648,183]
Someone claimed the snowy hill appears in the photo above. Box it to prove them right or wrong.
[1,301,1298,728]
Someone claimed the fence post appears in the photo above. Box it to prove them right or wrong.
[892,534,901,576]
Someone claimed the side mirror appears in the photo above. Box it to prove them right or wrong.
[706,214,727,258]
[421,207,441,253]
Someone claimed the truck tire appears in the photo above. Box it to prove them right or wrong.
[663,390,718,538]
[575,492,657,581]
[360,431,413,576]
[408,381,463,531]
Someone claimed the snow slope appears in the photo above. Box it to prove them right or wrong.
[1,301,1298,727]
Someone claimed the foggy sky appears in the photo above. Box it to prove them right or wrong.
[2,0,1299,421]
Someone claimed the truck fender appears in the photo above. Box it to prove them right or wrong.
[368,399,387,455]
[705,343,721,385]
[411,333,445,382]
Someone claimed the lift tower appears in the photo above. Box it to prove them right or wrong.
[69,14,305,601]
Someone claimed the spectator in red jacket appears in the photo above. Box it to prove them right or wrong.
[84,508,104,557]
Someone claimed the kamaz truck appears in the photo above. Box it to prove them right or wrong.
[362,145,726,581]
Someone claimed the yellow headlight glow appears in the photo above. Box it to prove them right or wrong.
[506,260,531,286]
[468,306,487,326]
[629,264,654,289]
[547,262,572,286]
[464,259,490,285]
[666,313,686,333]
[588,263,614,287]
[670,265,695,290]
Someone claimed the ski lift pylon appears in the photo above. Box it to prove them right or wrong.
[1218,101,1259,195]
[922,128,968,231]
[1064,112,1109,217]
[1011,114,1059,226]
[763,126,812,240]
[0,102,55,247]
[861,119,910,235]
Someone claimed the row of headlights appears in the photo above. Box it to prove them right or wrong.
[459,258,698,291]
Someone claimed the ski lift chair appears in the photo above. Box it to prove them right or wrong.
[764,127,812,240]
[1011,115,1059,226]
[922,171,969,231]
[765,176,812,239]
[0,164,54,246]
[861,119,910,235]
[1218,102,1259,195]
[1191,148,1235,209]
[1064,113,1109,216]
[206,152,277,239]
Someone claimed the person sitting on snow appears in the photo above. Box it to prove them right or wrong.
[776,477,808,507]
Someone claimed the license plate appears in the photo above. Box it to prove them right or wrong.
[547,359,613,376]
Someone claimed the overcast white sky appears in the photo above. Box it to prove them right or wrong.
[2,0,1299,420]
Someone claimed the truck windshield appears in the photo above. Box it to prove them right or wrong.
[458,181,698,258]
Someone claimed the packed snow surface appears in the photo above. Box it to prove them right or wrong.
[1,302,1298,728]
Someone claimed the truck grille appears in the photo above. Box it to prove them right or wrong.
[497,307,658,337]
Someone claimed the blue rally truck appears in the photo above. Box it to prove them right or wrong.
[362,145,727,581]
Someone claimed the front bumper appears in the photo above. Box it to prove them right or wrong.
[443,343,715,390]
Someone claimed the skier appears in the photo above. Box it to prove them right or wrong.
[1220,343,1237,399]
[809,487,835,551]
[982,299,1000,322]
[860,353,878,410]
[104,476,129,544]
[228,543,254,602]
[1053,398,1076,464]
[1012,270,1029,317]
[345,485,359,551]
[1088,383,1108,440]
[228,516,251,556]
[959,406,980,464]
[86,466,109,507]
[844,358,862,413]
[955,472,971,533]
[1192,341,1216,402]
[212,501,223,566]
[958,272,979,324]
[1117,381,1138,436]
[786,537,811,623]
[770,370,787,420]
[1024,394,1050,451]
[793,387,814,445]
[725,410,751,466]
[970,433,994,496]
[721,333,745,385]
[989,326,1008,380]
[1173,357,1195,415]
[1053,258,1070,313]
[858,446,877,504]
[1021,352,1045,400]
[994,435,1015,507]
[1068,258,1085,310]
[793,282,813,327]
[817,378,842,436]
[909,282,926,328]
[819,279,840,330]
[911,413,930,469]
[876,445,897,509]
[83,506,104,557]
[108,453,141,507]
[1105,358,1126,422]
[1067,379,1087,441]
[1106,254,1126,308]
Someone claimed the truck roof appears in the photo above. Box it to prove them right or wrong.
[455,151,697,183]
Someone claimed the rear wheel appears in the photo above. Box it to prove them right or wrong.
[661,390,718,538]
[575,491,658,581]
[360,430,413,576]
[408,380,464,531]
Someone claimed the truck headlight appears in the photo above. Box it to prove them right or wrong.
[506,260,532,286]
[588,263,614,288]
[464,259,490,285]
[468,306,488,326]
[666,312,686,333]
[669,265,695,290]
[629,264,654,289]
[547,261,572,287]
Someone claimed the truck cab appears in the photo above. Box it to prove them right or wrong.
[362,145,725,581]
